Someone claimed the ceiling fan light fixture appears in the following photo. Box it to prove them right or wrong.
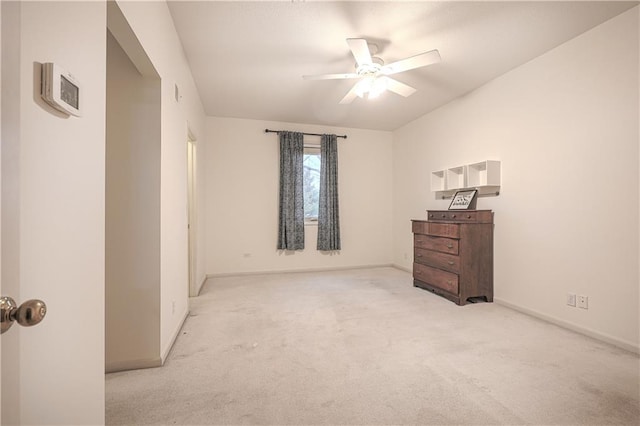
[354,76,387,100]
[354,76,374,98]
[368,77,388,99]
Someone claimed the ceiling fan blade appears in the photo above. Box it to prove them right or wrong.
[381,49,441,75]
[384,77,416,97]
[346,38,372,67]
[302,73,359,80]
[339,82,361,104]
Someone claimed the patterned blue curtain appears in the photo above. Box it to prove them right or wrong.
[277,131,305,250]
[317,134,341,251]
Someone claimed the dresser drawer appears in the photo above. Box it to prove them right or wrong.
[413,263,459,295]
[412,221,460,238]
[414,235,458,255]
[426,210,493,223]
[425,223,459,238]
[414,248,460,273]
[431,211,478,222]
[412,221,428,235]
[428,211,453,221]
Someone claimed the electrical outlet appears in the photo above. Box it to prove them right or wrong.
[566,293,576,307]
[577,295,588,309]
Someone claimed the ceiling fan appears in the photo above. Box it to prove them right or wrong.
[303,38,441,104]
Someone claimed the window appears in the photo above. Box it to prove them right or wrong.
[303,146,320,222]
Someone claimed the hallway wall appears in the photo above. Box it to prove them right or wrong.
[105,30,161,372]
[114,0,208,360]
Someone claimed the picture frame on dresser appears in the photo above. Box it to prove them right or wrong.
[448,189,478,210]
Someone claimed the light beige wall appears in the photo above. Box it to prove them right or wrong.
[206,117,393,275]
[115,0,207,360]
[105,30,161,372]
[393,7,639,351]
[1,1,106,423]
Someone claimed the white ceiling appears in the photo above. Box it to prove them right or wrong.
[167,1,637,131]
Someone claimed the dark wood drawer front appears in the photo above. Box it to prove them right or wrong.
[429,211,478,221]
[413,263,459,294]
[414,248,460,273]
[413,220,459,238]
[449,212,477,221]
[414,235,458,255]
[426,223,459,238]
[426,210,493,223]
[412,221,428,235]
[428,211,451,221]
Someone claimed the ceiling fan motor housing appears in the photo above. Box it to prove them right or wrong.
[356,56,384,76]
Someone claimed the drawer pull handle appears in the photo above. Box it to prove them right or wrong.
[447,245,453,249]
[448,261,454,265]
[417,254,422,257]
[447,280,452,285]
[429,214,434,218]
[467,215,472,219]
[451,215,456,218]
[441,214,446,218]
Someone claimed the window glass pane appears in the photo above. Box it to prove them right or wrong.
[303,148,320,220]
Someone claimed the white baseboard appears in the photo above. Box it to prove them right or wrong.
[392,263,412,273]
[161,308,190,364]
[105,357,162,374]
[495,297,639,355]
[206,263,395,279]
[194,274,207,296]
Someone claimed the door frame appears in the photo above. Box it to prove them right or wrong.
[187,126,197,297]
[0,2,3,419]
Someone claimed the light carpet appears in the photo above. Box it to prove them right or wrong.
[106,267,640,425]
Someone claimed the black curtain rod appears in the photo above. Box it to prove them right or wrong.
[264,129,347,139]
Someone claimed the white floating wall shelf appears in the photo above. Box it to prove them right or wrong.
[467,160,501,187]
[432,160,501,199]
[446,166,465,190]
[430,170,446,192]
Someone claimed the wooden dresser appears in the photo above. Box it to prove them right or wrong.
[412,210,493,305]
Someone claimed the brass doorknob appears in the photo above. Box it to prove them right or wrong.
[0,297,47,334]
